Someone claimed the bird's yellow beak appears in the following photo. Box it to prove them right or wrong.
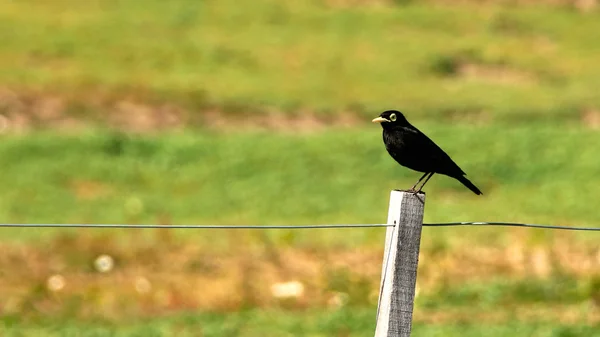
[372,117,390,123]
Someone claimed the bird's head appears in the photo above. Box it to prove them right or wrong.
[371,110,409,128]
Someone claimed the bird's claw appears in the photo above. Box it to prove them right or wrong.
[402,188,424,196]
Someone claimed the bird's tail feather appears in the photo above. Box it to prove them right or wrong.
[457,175,482,195]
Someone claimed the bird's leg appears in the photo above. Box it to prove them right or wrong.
[409,172,430,192]
[416,172,435,193]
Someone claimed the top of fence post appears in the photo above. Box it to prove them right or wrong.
[374,190,425,337]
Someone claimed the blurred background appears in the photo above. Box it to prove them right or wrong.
[0,0,599,335]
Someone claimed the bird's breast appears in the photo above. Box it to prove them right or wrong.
[382,129,430,172]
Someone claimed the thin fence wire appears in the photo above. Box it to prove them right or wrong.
[423,222,600,231]
[0,222,598,231]
[0,223,387,229]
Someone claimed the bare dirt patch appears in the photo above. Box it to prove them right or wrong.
[0,88,363,134]
[582,108,600,130]
[322,0,597,13]
[457,63,538,85]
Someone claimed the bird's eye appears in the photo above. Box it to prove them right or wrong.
[389,113,397,122]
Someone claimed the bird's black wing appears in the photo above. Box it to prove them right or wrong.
[398,126,466,176]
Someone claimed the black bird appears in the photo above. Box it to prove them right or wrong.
[372,110,482,195]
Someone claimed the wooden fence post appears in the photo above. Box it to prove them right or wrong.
[374,190,425,337]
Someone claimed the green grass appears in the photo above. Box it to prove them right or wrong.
[1,308,598,337]
[0,308,600,337]
[0,1,599,122]
[0,125,598,245]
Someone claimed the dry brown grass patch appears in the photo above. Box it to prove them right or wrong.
[0,230,598,322]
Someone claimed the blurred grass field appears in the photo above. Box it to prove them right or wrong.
[1,0,600,335]
[1,127,600,238]
[1,310,599,337]
[1,127,599,335]
[1,0,600,126]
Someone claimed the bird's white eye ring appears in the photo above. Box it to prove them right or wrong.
[390,113,397,122]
